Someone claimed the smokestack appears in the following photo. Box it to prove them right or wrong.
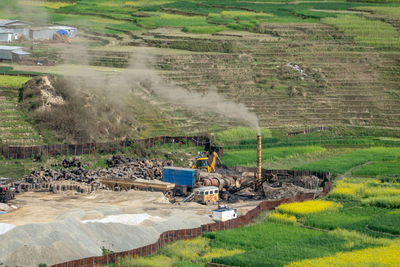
[257,135,262,182]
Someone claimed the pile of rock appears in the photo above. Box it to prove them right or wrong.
[17,156,174,194]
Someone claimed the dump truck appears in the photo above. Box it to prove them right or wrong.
[0,178,15,203]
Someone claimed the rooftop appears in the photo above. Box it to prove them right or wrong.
[0,20,19,27]
[194,186,218,191]
[12,50,30,55]
[0,45,23,50]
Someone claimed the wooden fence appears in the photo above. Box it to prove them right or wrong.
[50,178,331,267]
[0,136,210,160]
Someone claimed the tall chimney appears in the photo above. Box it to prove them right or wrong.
[257,135,262,182]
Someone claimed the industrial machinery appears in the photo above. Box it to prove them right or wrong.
[192,151,219,173]
[0,178,15,203]
[193,186,219,205]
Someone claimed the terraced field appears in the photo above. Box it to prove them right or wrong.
[1,0,399,136]
[0,76,43,146]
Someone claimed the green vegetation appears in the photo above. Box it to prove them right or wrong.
[368,212,400,235]
[355,6,400,18]
[322,15,400,49]
[0,66,44,76]
[0,76,32,89]
[222,146,325,167]
[208,223,389,266]
[182,25,227,34]
[214,127,271,145]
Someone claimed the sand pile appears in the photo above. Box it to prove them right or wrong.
[0,208,213,266]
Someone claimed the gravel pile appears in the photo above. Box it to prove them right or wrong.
[0,205,213,266]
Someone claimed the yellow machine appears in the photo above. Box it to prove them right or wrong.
[192,151,219,173]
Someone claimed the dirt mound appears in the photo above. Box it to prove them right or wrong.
[18,75,133,143]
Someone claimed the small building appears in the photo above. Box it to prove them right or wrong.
[0,19,78,41]
[0,20,30,40]
[0,30,14,42]
[0,45,30,61]
[29,27,55,40]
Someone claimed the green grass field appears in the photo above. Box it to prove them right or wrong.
[1,0,398,37]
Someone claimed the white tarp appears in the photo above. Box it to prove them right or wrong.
[81,213,152,226]
[0,223,15,235]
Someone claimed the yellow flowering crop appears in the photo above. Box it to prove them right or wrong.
[276,200,343,217]
[125,1,173,7]
[363,187,400,197]
[286,242,400,267]
[328,179,364,199]
[221,11,272,18]
[18,0,75,9]
[268,212,297,224]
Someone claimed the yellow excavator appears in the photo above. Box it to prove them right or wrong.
[192,151,219,173]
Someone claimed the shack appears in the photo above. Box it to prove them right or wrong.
[29,27,55,40]
[0,30,13,42]
[0,19,78,41]
[0,45,30,61]
[0,20,30,40]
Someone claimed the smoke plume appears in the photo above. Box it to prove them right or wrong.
[126,53,261,134]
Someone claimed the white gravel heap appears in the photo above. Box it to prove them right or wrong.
[0,209,213,266]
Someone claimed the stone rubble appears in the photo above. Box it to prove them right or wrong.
[16,156,174,194]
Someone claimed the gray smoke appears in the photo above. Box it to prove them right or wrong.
[126,53,261,134]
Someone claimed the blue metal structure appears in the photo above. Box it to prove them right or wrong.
[162,167,200,188]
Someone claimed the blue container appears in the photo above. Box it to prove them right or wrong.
[162,167,200,188]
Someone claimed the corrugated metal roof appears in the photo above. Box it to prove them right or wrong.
[0,20,19,27]
[0,45,22,50]
[12,50,30,55]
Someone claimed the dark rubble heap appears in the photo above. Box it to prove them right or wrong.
[17,156,173,194]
